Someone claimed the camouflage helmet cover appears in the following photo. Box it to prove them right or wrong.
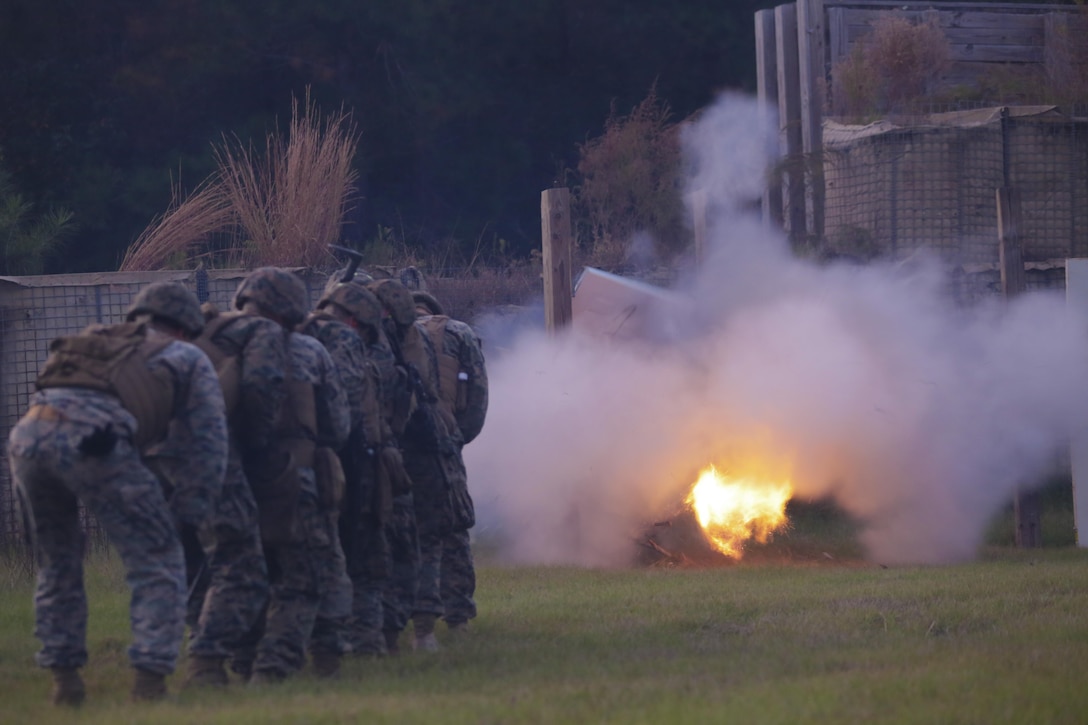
[368,278,417,327]
[411,290,444,317]
[320,280,384,330]
[126,281,205,337]
[234,267,309,326]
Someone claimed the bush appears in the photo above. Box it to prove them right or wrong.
[571,87,687,272]
[829,13,952,120]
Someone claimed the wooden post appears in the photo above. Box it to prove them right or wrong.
[776,3,806,246]
[796,0,825,243]
[997,187,1042,548]
[541,187,573,333]
[692,190,708,267]
[755,9,782,229]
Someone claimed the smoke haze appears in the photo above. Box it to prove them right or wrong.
[465,93,1088,566]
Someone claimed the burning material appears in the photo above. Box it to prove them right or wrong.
[685,465,792,559]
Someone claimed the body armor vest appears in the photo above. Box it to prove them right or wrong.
[36,322,174,449]
[193,312,244,420]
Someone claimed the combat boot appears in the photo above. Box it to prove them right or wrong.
[50,667,85,707]
[311,650,341,679]
[130,668,167,702]
[184,656,228,688]
[412,614,440,653]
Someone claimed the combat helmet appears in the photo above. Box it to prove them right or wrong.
[368,278,417,328]
[411,290,444,317]
[126,281,205,337]
[319,280,384,331]
[233,267,309,326]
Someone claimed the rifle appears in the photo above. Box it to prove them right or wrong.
[328,244,364,283]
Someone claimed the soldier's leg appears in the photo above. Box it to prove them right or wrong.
[11,453,89,676]
[440,528,477,630]
[412,528,444,650]
[80,441,186,678]
[381,493,420,654]
[346,521,389,656]
[310,508,352,677]
[252,474,322,681]
[188,456,268,684]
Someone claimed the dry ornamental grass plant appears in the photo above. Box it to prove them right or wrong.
[121,90,359,271]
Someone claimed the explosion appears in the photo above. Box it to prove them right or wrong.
[685,465,792,558]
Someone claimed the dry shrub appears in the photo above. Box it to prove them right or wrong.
[219,91,359,268]
[830,13,951,120]
[572,87,686,272]
[120,89,359,271]
[119,177,234,271]
[427,264,541,324]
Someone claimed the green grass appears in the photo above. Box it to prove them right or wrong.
[2,541,1087,724]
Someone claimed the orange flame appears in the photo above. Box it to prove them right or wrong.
[685,465,792,558]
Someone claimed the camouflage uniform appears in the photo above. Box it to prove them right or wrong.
[299,306,379,659]
[412,305,488,631]
[9,306,227,698]
[369,279,468,651]
[243,331,350,680]
[185,308,288,674]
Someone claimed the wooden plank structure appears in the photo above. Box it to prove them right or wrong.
[755,1,1086,241]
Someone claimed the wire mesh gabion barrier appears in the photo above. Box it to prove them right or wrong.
[821,106,1088,305]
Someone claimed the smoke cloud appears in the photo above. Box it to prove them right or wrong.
[465,92,1088,566]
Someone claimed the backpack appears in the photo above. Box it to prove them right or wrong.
[417,315,489,444]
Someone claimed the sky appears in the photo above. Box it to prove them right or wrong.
[465,92,1088,568]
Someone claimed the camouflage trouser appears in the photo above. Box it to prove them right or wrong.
[342,515,389,654]
[440,528,477,626]
[415,528,476,625]
[381,493,420,635]
[311,509,352,657]
[9,418,186,675]
[234,470,347,677]
[187,451,269,658]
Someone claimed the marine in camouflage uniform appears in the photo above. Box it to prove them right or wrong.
[360,291,419,656]
[301,274,401,658]
[8,282,228,705]
[411,291,488,642]
[184,269,292,688]
[369,279,470,653]
[233,269,352,683]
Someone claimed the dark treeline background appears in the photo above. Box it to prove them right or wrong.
[1,0,1057,273]
[0,0,780,272]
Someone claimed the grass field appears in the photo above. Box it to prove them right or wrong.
[2,495,1087,724]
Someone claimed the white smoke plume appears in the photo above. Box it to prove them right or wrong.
[465,92,1088,566]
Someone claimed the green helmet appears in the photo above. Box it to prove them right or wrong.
[368,278,417,328]
[126,281,204,337]
[411,290,444,316]
[234,267,309,326]
[320,280,384,331]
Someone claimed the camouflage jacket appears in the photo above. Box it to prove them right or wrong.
[30,336,229,526]
[197,311,288,454]
[286,332,351,451]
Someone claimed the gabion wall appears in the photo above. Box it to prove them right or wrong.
[823,107,1088,270]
